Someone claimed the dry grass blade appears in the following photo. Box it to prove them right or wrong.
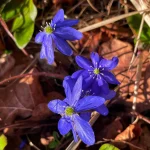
[129,13,145,69]
[132,52,143,121]
[106,0,114,15]
[87,0,100,13]
[130,0,150,26]
[79,9,149,32]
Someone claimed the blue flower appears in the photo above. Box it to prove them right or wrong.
[48,76,105,145]
[64,76,116,116]
[73,52,120,95]
[35,9,82,64]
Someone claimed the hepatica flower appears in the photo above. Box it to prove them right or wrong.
[73,52,120,94]
[64,76,116,116]
[35,9,82,64]
[48,76,105,145]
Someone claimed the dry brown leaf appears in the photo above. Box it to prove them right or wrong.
[131,124,150,150]
[46,91,64,101]
[115,124,141,141]
[100,23,132,38]
[95,117,123,140]
[0,68,46,127]
[75,31,102,52]
[99,39,150,112]
[0,54,15,78]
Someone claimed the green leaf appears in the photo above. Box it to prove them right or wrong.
[1,0,37,49]
[0,134,7,150]
[48,140,60,149]
[13,0,37,49]
[11,0,37,49]
[48,132,60,149]
[1,0,23,21]
[14,23,34,48]
[127,14,150,44]
[99,143,120,150]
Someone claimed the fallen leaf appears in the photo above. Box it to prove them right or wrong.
[75,30,102,52]
[46,91,64,101]
[99,39,150,112]
[0,54,15,78]
[0,68,46,127]
[115,124,141,141]
[94,117,123,140]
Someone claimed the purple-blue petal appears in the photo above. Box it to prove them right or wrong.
[52,9,64,26]
[98,89,116,100]
[48,99,67,114]
[92,78,109,94]
[58,118,72,135]
[99,57,119,70]
[63,76,76,91]
[73,114,95,145]
[75,96,105,112]
[54,27,83,41]
[43,35,54,64]
[95,104,109,116]
[71,76,83,107]
[72,127,78,142]
[75,56,93,70]
[40,44,46,59]
[80,112,91,122]
[82,76,93,91]
[35,32,45,43]
[102,71,120,85]
[62,79,72,105]
[51,34,73,56]
[90,52,100,67]
[71,70,83,79]
[56,19,79,28]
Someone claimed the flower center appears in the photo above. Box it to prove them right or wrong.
[93,68,100,75]
[44,26,53,34]
[65,107,74,116]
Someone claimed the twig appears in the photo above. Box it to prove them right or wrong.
[79,35,92,55]
[0,17,29,56]
[123,0,129,14]
[27,136,41,150]
[7,53,39,87]
[87,0,100,13]
[79,9,149,32]
[132,52,143,122]
[77,6,88,18]
[0,72,65,85]
[66,0,86,15]
[129,13,145,69]
[131,111,150,124]
[106,0,114,15]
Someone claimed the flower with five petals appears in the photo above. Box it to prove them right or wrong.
[63,75,116,117]
[72,52,120,95]
[35,9,82,64]
[48,76,105,145]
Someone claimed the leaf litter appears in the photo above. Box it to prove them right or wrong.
[0,0,150,149]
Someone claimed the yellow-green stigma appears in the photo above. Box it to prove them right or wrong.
[44,26,53,34]
[94,68,100,75]
[65,107,74,116]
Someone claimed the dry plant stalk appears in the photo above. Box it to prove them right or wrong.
[130,0,150,27]
[132,52,143,117]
